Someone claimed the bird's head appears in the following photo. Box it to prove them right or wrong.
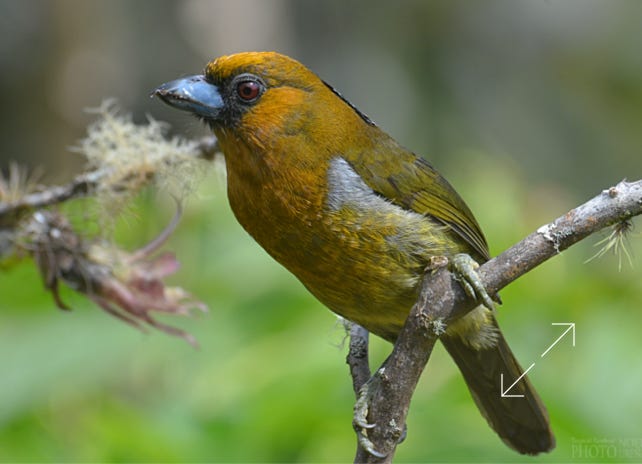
[154,51,374,150]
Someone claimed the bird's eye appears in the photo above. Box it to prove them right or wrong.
[237,80,261,102]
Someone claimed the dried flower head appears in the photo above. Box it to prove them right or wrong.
[23,204,207,347]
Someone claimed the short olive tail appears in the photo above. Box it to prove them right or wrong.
[441,318,555,455]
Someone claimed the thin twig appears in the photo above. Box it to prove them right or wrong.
[346,323,375,464]
[347,323,372,394]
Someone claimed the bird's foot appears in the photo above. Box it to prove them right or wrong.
[353,370,407,458]
[354,374,387,458]
[450,253,496,311]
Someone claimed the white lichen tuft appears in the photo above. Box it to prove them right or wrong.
[0,163,42,203]
[585,220,634,271]
[74,100,208,207]
[537,222,574,254]
[430,318,447,336]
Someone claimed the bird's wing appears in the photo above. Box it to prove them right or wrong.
[344,147,490,261]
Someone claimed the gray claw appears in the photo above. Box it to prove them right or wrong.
[358,434,388,459]
[451,253,496,311]
[353,385,374,429]
[353,376,388,458]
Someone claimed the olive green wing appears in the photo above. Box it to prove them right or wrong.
[345,147,490,261]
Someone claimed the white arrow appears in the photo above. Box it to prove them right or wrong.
[501,362,536,398]
[541,323,576,358]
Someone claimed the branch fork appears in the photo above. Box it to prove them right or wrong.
[348,179,642,463]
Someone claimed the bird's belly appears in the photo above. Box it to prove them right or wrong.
[225,157,467,342]
[277,208,461,342]
[299,251,421,342]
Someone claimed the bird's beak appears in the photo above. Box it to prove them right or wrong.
[153,75,223,119]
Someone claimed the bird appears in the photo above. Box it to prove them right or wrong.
[154,51,555,455]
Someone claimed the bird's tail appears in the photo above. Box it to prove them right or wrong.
[440,316,555,455]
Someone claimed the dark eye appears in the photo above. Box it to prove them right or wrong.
[237,80,261,102]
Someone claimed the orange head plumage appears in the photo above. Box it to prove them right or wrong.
[157,52,374,154]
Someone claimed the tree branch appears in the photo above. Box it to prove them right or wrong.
[0,136,219,225]
[349,179,642,463]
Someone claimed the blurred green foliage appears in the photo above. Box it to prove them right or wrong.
[1,165,641,462]
[1,0,642,462]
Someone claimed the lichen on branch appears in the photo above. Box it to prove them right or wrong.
[76,100,205,202]
[0,101,219,345]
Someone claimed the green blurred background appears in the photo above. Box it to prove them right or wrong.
[1,0,642,462]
